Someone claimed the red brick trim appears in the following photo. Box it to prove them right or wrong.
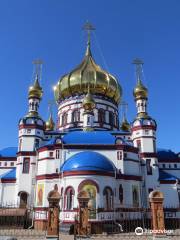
[34,207,48,211]
[140,152,157,158]
[38,145,61,152]
[36,171,142,181]
[160,180,176,184]
[1,179,16,183]
[158,159,180,163]
[62,170,114,178]
[38,157,55,161]
[118,174,142,181]
[38,144,138,153]
[0,167,17,169]
[19,124,45,130]
[0,157,16,161]
[34,219,47,222]
[36,173,59,180]
[132,125,156,131]
[17,151,36,156]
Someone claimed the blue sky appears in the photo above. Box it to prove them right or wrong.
[0,0,180,152]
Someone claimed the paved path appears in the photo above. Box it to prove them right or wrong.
[0,230,179,240]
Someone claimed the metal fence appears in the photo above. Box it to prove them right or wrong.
[73,207,180,239]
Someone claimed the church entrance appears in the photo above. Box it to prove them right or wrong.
[19,191,28,208]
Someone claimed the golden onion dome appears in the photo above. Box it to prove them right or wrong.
[133,80,148,100]
[45,113,55,131]
[120,117,130,131]
[28,75,43,99]
[54,42,122,105]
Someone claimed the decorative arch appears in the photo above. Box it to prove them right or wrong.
[18,191,29,208]
[98,108,105,124]
[62,112,68,126]
[132,186,139,207]
[109,111,114,126]
[64,186,75,210]
[103,186,114,210]
[119,184,123,204]
[78,179,99,193]
[72,109,80,123]
[78,179,98,219]
[64,186,75,195]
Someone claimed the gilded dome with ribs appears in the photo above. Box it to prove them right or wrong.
[54,42,122,105]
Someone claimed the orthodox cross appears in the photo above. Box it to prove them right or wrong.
[48,100,55,115]
[120,101,128,120]
[32,59,43,82]
[82,21,95,44]
[132,58,144,83]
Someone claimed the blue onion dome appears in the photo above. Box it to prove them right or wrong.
[54,41,122,105]
[60,151,115,173]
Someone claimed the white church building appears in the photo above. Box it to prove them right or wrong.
[0,31,179,230]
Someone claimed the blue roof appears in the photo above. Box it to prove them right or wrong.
[157,149,179,161]
[62,131,116,144]
[159,170,177,181]
[0,168,16,180]
[0,147,17,157]
[60,151,115,173]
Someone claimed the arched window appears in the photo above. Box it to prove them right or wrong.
[72,110,80,123]
[22,158,30,173]
[32,102,35,111]
[103,187,113,210]
[62,113,68,126]
[109,112,114,126]
[98,109,105,123]
[132,186,139,207]
[65,186,75,210]
[119,184,123,204]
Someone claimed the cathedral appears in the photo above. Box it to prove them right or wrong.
[0,28,179,230]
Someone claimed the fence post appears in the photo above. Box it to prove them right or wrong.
[149,190,168,239]
[46,184,61,240]
[77,190,91,236]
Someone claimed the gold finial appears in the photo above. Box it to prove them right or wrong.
[120,101,130,131]
[83,21,95,56]
[45,100,55,131]
[28,59,43,99]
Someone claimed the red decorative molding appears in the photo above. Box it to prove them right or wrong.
[62,170,113,178]
[140,152,157,158]
[34,207,48,211]
[38,145,61,152]
[0,157,16,161]
[33,219,47,222]
[132,125,156,131]
[38,157,55,161]
[1,179,16,183]
[19,124,45,130]
[160,180,176,184]
[158,159,180,163]
[17,151,36,157]
[36,173,59,180]
[36,171,142,182]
